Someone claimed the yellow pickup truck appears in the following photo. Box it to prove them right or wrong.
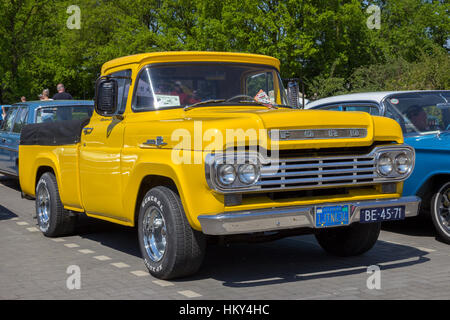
[19,52,420,279]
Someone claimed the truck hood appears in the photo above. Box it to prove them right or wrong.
[126,106,403,151]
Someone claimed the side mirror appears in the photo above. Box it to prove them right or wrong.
[95,78,118,116]
[287,80,300,108]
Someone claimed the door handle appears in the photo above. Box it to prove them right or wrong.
[83,127,94,135]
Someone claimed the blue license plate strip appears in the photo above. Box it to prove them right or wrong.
[315,205,350,228]
[360,206,405,223]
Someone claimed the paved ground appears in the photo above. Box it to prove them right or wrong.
[1,175,449,300]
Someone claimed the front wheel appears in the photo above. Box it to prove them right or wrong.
[315,222,381,256]
[431,182,450,244]
[138,186,206,279]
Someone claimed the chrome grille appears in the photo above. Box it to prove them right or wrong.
[258,154,377,190]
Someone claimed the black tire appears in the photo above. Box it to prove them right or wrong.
[315,222,381,256]
[430,182,450,244]
[138,186,206,279]
[35,172,77,237]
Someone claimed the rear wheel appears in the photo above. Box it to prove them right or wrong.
[431,182,450,244]
[315,222,381,256]
[138,186,206,279]
[35,172,77,237]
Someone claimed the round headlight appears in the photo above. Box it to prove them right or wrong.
[238,164,260,185]
[218,164,236,185]
[377,154,393,176]
[395,153,411,174]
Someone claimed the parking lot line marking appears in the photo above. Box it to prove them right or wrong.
[234,277,284,284]
[416,247,436,253]
[153,280,174,287]
[131,271,150,277]
[16,221,29,226]
[64,243,80,248]
[26,227,39,232]
[51,238,66,242]
[178,290,202,298]
[111,262,130,269]
[378,257,420,267]
[296,266,366,278]
[78,249,95,254]
[93,255,111,261]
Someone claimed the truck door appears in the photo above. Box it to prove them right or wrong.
[79,70,132,222]
[0,106,19,175]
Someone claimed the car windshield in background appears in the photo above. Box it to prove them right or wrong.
[133,63,289,111]
[36,106,93,123]
[384,91,450,135]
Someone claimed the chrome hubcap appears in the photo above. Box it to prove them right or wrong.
[37,185,51,232]
[142,206,167,262]
[437,187,450,232]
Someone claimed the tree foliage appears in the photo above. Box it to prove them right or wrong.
[0,0,448,103]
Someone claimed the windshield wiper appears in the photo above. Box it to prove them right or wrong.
[235,100,279,109]
[184,99,226,111]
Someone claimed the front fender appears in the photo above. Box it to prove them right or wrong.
[403,148,450,196]
[122,150,224,230]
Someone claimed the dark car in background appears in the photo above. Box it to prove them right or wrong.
[0,100,94,177]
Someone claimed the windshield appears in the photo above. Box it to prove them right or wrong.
[36,106,93,123]
[133,63,290,111]
[384,91,450,135]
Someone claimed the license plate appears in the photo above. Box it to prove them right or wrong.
[315,205,350,228]
[360,206,405,223]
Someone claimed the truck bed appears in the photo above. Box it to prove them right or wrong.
[19,119,90,211]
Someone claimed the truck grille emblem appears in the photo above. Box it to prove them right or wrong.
[271,128,367,141]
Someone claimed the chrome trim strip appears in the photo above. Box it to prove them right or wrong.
[270,128,367,141]
[198,196,421,235]
[0,146,18,152]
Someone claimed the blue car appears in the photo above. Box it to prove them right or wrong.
[0,100,94,177]
[306,90,450,243]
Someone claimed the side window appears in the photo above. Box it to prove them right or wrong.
[385,105,409,132]
[347,106,380,115]
[12,107,28,133]
[1,107,18,132]
[134,68,155,111]
[322,104,380,115]
[324,106,344,111]
[108,69,132,114]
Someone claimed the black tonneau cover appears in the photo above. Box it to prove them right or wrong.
[20,118,91,146]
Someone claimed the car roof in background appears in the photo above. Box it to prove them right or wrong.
[305,90,450,108]
[11,100,94,108]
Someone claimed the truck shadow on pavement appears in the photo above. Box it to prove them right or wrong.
[75,215,431,286]
[0,204,18,220]
[191,237,430,287]
[0,175,20,191]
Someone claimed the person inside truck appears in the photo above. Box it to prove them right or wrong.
[406,105,429,132]
[170,81,200,106]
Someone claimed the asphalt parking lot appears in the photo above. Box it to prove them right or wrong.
[1,174,449,300]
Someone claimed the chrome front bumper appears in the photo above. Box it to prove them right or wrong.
[198,196,421,235]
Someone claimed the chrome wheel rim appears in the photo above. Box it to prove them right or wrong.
[142,206,167,262]
[436,185,450,233]
[37,184,51,232]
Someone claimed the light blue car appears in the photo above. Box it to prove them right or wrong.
[306,90,450,243]
[0,100,94,177]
